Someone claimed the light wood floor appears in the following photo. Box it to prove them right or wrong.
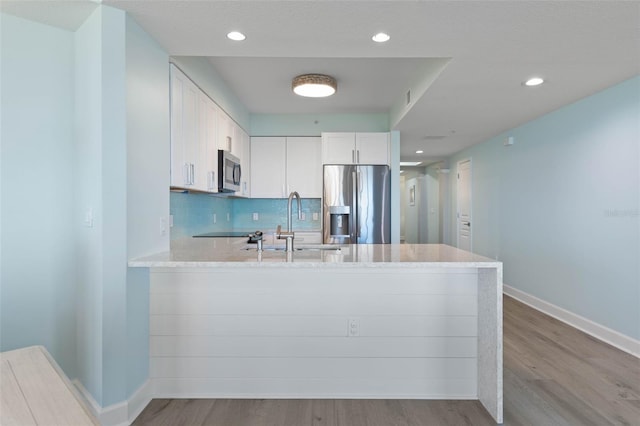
[133,296,640,425]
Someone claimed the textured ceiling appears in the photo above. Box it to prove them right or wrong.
[3,1,639,164]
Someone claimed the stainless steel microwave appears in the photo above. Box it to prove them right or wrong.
[218,150,241,193]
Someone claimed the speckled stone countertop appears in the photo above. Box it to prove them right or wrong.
[128,238,501,268]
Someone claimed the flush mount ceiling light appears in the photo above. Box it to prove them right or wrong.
[372,32,390,43]
[292,74,337,98]
[400,161,423,166]
[415,150,424,154]
[227,31,246,41]
[524,77,544,86]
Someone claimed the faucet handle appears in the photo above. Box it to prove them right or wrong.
[276,224,282,237]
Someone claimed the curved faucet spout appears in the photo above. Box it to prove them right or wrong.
[287,191,301,232]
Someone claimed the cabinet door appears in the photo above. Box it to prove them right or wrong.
[198,95,218,192]
[250,137,286,198]
[170,65,199,188]
[239,129,251,197]
[322,132,356,164]
[286,137,322,198]
[355,132,390,165]
[217,111,234,152]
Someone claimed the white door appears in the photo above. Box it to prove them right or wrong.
[457,159,472,251]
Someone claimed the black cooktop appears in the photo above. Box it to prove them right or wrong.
[193,231,252,238]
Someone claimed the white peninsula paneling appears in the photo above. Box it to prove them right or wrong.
[149,268,480,399]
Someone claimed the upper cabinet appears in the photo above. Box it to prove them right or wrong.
[287,137,322,198]
[321,132,390,165]
[170,64,249,195]
[170,65,200,189]
[238,129,251,197]
[250,137,286,198]
[251,136,322,198]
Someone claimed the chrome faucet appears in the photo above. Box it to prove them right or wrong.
[277,191,302,252]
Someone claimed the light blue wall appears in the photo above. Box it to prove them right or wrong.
[0,13,77,376]
[251,113,389,136]
[125,14,170,397]
[73,5,170,408]
[74,6,105,404]
[447,76,640,340]
[170,56,251,132]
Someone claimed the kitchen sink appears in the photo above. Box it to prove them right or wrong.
[242,244,345,252]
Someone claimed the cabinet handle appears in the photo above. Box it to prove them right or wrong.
[356,150,360,163]
[183,163,190,185]
[352,150,355,163]
[190,163,195,185]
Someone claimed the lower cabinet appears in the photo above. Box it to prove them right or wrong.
[263,231,322,247]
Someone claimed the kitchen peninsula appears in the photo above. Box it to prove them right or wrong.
[129,240,503,424]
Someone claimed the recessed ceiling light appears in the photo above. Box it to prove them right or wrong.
[227,31,246,41]
[400,162,423,166]
[524,77,544,86]
[372,32,390,43]
[415,150,424,154]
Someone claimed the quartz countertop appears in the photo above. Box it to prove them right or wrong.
[129,238,500,268]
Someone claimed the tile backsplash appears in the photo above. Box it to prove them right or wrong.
[170,192,322,239]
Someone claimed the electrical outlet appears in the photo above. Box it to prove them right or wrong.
[252,212,259,221]
[312,212,319,221]
[213,213,217,224]
[300,212,306,221]
[348,318,359,337]
[84,208,93,228]
[226,212,230,222]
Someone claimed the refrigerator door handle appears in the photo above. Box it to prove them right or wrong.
[352,171,358,242]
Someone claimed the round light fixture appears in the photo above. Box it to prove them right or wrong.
[292,74,337,98]
[227,31,246,41]
[372,32,390,43]
[416,150,424,154]
[525,77,544,86]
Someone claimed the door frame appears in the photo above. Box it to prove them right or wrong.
[456,158,473,251]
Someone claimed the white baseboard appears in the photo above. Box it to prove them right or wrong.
[503,284,640,358]
[72,379,153,426]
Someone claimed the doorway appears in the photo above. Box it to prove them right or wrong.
[400,163,444,244]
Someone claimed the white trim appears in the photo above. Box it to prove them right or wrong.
[72,379,153,426]
[455,158,472,251]
[503,284,640,358]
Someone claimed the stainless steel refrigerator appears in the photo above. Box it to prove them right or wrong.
[323,164,391,244]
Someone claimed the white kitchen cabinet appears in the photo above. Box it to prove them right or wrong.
[170,64,250,194]
[251,137,287,198]
[286,137,322,198]
[239,129,251,197]
[217,110,234,153]
[321,132,390,165]
[198,94,219,192]
[171,64,219,192]
[251,136,322,198]
[170,64,200,189]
